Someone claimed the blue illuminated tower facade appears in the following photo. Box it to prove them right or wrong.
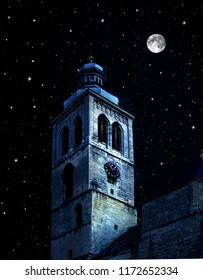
[51,59,137,259]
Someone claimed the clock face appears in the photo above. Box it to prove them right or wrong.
[104,161,120,178]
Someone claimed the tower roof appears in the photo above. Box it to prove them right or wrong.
[63,59,119,109]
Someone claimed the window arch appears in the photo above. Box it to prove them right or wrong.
[61,127,69,155]
[98,114,108,144]
[75,204,83,226]
[112,122,123,152]
[62,163,74,198]
[74,116,82,146]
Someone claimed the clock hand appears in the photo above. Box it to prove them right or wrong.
[110,164,115,170]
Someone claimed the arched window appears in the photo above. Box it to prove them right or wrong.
[74,116,82,146]
[62,163,74,199]
[75,204,83,226]
[61,127,69,155]
[98,114,108,144]
[112,122,122,152]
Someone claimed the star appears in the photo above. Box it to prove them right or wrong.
[0,0,202,261]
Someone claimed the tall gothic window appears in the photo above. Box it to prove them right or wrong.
[74,116,82,146]
[61,127,69,155]
[112,122,122,152]
[75,204,83,226]
[62,163,74,199]
[98,114,108,144]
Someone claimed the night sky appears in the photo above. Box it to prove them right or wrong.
[0,0,202,259]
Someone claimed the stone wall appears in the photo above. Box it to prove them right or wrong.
[139,181,203,258]
[90,95,134,162]
[51,190,92,259]
[51,145,89,209]
[91,191,137,254]
[89,145,135,206]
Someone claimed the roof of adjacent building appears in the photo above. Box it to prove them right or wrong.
[92,225,140,259]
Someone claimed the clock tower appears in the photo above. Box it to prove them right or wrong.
[51,58,137,259]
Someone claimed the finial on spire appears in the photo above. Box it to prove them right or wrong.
[88,55,94,63]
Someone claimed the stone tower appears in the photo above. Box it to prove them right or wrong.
[51,59,137,259]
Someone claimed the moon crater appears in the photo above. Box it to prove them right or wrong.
[147,34,166,53]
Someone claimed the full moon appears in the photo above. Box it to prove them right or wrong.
[147,34,166,53]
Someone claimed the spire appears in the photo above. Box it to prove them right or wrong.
[76,58,106,89]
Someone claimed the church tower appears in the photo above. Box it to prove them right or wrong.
[51,58,137,259]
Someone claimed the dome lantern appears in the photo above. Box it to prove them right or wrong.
[76,57,106,89]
